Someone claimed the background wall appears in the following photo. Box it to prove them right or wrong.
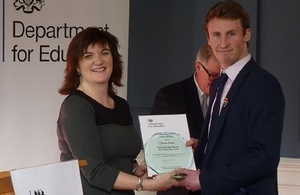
[128,0,300,158]
[257,0,300,157]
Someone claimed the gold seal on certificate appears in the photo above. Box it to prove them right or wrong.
[144,132,194,174]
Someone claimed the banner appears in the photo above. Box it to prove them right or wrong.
[0,0,129,171]
[11,160,83,195]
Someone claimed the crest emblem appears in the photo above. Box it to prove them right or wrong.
[14,0,45,14]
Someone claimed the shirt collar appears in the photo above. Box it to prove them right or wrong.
[194,72,205,96]
[222,54,251,82]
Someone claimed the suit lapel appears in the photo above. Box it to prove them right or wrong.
[203,59,257,165]
[197,77,218,168]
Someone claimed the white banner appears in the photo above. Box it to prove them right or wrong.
[0,0,129,171]
[11,160,83,195]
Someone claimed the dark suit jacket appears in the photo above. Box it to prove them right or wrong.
[151,75,204,139]
[151,75,204,195]
[195,58,285,195]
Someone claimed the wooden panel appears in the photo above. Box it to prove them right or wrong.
[0,171,13,195]
[278,158,300,195]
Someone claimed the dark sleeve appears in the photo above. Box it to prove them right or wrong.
[151,88,171,114]
[57,96,119,192]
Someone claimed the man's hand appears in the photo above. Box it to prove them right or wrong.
[178,168,201,191]
[186,138,199,151]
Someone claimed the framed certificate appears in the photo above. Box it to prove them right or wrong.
[138,114,196,176]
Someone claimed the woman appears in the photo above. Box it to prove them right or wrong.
[57,27,178,195]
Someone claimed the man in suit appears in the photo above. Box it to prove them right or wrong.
[179,1,285,195]
[151,44,220,195]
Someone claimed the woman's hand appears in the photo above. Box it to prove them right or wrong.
[145,170,179,191]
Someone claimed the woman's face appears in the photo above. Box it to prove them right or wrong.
[78,43,113,87]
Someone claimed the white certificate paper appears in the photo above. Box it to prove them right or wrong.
[139,114,196,176]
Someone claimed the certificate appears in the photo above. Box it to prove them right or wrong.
[139,114,196,176]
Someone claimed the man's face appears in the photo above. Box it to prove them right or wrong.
[207,18,251,69]
[195,56,220,95]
